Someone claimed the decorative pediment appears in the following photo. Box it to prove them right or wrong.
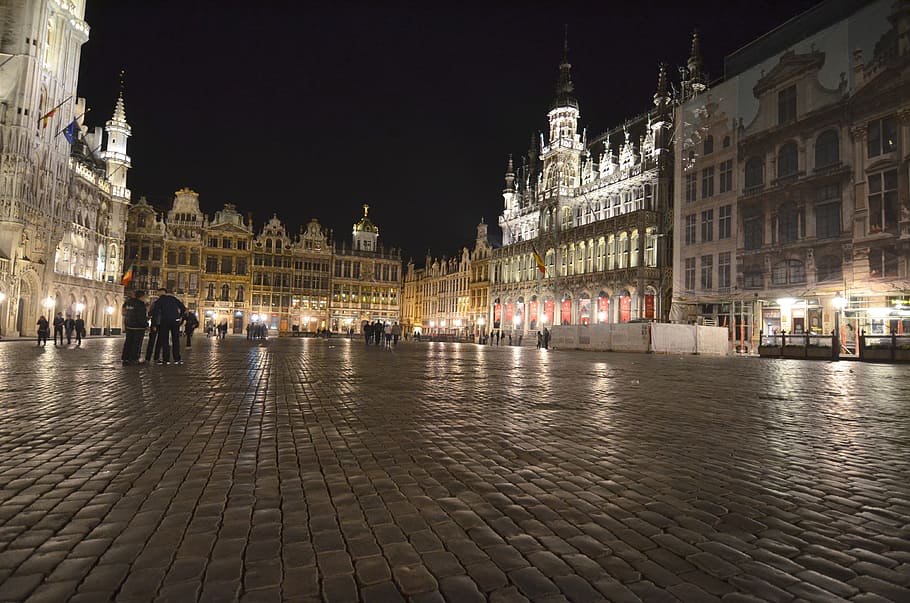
[753,50,825,97]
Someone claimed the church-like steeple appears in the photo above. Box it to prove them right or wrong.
[552,29,578,110]
[102,71,132,200]
[651,64,673,159]
[504,155,515,192]
[687,31,706,96]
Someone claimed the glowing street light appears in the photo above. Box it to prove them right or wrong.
[75,302,85,315]
[106,305,114,336]
[43,296,55,311]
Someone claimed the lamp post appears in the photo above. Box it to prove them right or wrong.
[105,305,114,335]
[832,292,847,358]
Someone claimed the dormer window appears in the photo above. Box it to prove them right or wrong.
[703,135,714,155]
[778,86,796,124]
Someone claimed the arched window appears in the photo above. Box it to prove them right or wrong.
[607,235,616,270]
[276,240,282,251]
[703,135,714,155]
[815,130,839,168]
[618,232,629,269]
[722,135,731,148]
[265,239,272,251]
[235,285,245,302]
[644,184,653,210]
[207,283,215,300]
[220,284,230,301]
[745,157,763,188]
[816,255,842,282]
[777,142,798,178]
[629,230,639,268]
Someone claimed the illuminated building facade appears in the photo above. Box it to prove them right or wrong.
[250,215,332,334]
[201,203,253,333]
[0,1,131,337]
[330,205,402,333]
[491,47,674,337]
[402,221,491,338]
[673,0,910,351]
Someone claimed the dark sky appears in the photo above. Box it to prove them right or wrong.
[78,0,822,263]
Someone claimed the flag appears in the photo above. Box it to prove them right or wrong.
[532,246,546,275]
[62,119,77,143]
[39,108,57,129]
[120,263,135,287]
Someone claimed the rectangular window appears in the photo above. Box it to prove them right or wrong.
[718,205,732,239]
[869,247,899,277]
[685,215,697,245]
[700,255,713,290]
[869,169,899,233]
[744,214,763,250]
[222,238,232,249]
[816,184,841,239]
[685,258,696,291]
[701,167,714,199]
[719,159,733,193]
[685,173,697,203]
[867,116,897,158]
[701,209,714,242]
[718,252,731,291]
[208,238,218,248]
[221,257,232,274]
[205,256,218,273]
[778,85,796,124]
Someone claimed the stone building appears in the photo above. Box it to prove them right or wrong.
[0,1,130,338]
[402,221,491,339]
[491,45,674,338]
[673,0,909,352]
[201,203,253,333]
[331,205,402,334]
[249,215,332,335]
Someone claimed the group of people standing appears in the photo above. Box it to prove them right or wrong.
[121,288,197,366]
[35,312,86,347]
[362,320,402,348]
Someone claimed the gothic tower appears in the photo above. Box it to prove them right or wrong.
[540,36,584,197]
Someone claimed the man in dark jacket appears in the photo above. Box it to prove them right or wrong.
[154,288,187,365]
[52,312,65,346]
[121,290,148,365]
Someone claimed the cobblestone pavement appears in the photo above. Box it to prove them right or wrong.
[0,335,908,602]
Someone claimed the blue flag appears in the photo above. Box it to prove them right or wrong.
[63,119,76,143]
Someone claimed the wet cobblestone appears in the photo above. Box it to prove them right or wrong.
[0,336,908,601]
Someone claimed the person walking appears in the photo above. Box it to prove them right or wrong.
[153,288,186,365]
[383,321,392,349]
[391,322,401,346]
[52,312,65,346]
[64,315,75,345]
[184,311,199,347]
[73,315,85,347]
[36,315,49,347]
[121,290,148,365]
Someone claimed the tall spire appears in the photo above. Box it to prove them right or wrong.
[687,31,706,95]
[552,25,578,110]
[653,63,670,109]
[504,155,515,191]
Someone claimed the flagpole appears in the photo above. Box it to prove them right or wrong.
[37,95,73,126]
[55,108,90,138]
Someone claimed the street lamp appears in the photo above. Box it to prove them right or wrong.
[75,302,84,316]
[106,305,114,335]
[44,296,55,312]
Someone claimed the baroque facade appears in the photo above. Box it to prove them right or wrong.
[330,205,402,334]
[490,47,674,337]
[1,1,130,338]
[401,221,491,338]
[125,199,395,335]
[673,0,910,351]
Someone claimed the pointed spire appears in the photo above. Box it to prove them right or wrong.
[108,69,130,132]
[504,154,515,191]
[653,63,670,108]
[687,31,706,94]
[552,25,578,110]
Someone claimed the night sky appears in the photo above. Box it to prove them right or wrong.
[78,0,822,264]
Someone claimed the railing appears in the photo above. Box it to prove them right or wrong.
[858,331,910,363]
[759,330,839,360]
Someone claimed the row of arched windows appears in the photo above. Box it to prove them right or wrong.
[206,283,245,302]
[745,129,840,188]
